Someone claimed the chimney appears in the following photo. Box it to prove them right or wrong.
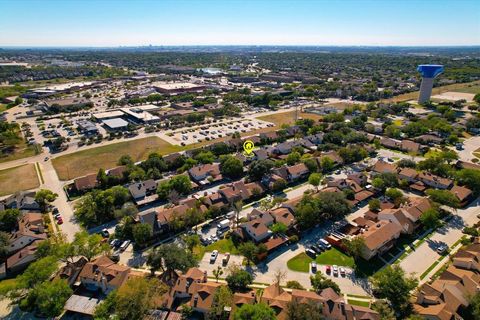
[203,270,207,282]
[193,294,199,308]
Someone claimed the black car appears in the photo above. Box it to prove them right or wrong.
[305,248,317,258]
[311,245,323,254]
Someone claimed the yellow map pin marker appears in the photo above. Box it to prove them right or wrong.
[243,140,255,157]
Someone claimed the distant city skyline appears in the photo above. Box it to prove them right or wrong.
[1,0,479,47]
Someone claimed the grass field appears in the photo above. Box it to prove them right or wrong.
[287,248,355,273]
[347,299,370,308]
[451,82,480,94]
[0,138,40,164]
[0,278,18,296]
[382,80,480,103]
[52,137,183,180]
[0,104,6,113]
[257,111,323,127]
[0,164,39,196]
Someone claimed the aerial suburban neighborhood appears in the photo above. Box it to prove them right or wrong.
[0,1,480,320]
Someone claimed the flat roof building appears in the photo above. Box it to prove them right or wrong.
[103,118,129,131]
[77,120,98,135]
[93,110,125,120]
[152,82,206,94]
[120,107,160,124]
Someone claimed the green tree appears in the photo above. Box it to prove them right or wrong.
[310,272,341,294]
[17,256,59,289]
[468,292,480,320]
[209,285,233,319]
[147,243,197,276]
[115,277,168,320]
[285,280,304,290]
[248,159,274,181]
[368,198,381,212]
[426,189,460,208]
[31,279,72,317]
[234,303,276,320]
[73,231,110,261]
[0,232,9,259]
[371,300,395,320]
[226,267,253,292]
[308,173,322,191]
[320,156,335,173]
[286,151,301,165]
[220,155,244,179]
[420,208,441,229]
[342,237,366,261]
[132,223,153,247]
[385,188,406,207]
[456,169,480,194]
[270,222,288,235]
[239,242,258,266]
[212,266,224,283]
[93,290,117,319]
[182,234,201,252]
[35,189,58,212]
[286,300,323,320]
[370,265,418,317]
[272,178,287,192]
[0,208,20,232]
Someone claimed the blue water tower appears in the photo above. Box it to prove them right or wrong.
[417,64,444,104]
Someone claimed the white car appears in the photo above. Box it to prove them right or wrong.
[210,250,219,263]
[339,267,346,277]
[333,265,339,276]
[311,262,317,273]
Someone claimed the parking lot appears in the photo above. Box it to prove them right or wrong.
[167,118,274,145]
[198,251,244,274]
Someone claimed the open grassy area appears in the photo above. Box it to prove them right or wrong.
[0,164,40,196]
[382,80,480,103]
[347,299,371,308]
[451,82,480,94]
[52,137,183,180]
[205,238,240,254]
[0,278,18,296]
[257,111,323,127]
[0,135,40,164]
[0,104,7,113]
[287,248,355,273]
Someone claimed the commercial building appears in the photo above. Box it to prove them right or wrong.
[152,82,206,94]
[93,110,125,121]
[76,120,98,136]
[120,107,160,124]
[102,118,129,131]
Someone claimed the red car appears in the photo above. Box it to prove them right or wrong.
[325,265,331,275]
[57,218,63,224]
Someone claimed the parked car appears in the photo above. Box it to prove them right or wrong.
[311,261,317,273]
[325,265,331,275]
[311,245,323,254]
[110,252,120,262]
[319,239,332,250]
[333,265,339,277]
[222,253,230,266]
[210,250,219,263]
[120,240,131,252]
[305,248,317,258]
[57,218,63,225]
[339,267,346,277]
[110,239,120,248]
[52,207,59,214]
[437,245,448,255]
[100,228,110,238]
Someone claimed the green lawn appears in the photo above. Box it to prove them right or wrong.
[347,299,371,308]
[287,248,355,273]
[0,278,18,296]
[52,137,183,180]
[205,238,240,255]
[287,252,312,272]
[316,248,355,267]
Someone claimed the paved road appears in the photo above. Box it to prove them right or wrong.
[455,136,480,162]
[400,196,480,278]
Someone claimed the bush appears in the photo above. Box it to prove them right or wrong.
[289,235,299,243]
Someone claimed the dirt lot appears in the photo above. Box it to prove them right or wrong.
[431,91,475,102]
[256,110,323,127]
[382,80,480,103]
[52,137,183,180]
[0,164,39,196]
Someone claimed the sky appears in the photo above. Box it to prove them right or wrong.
[0,0,479,47]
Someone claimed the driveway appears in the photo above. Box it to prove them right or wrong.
[400,196,480,278]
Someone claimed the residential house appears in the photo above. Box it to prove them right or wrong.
[157,201,208,230]
[6,240,43,273]
[358,220,402,260]
[55,257,88,286]
[398,167,418,183]
[8,212,47,253]
[74,173,98,192]
[286,163,309,181]
[371,160,397,176]
[188,163,222,185]
[241,219,272,242]
[418,172,453,189]
[162,267,208,310]
[260,131,279,143]
[187,281,223,314]
[401,140,421,153]
[269,207,296,230]
[450,185,474,207]
[317,151,344,167]
[128,179,157,203]
[380,137,401,149]
[107,166,127,179]
[378,208,415,234]
[414,240,480,320]
[3,192,40,211]
[78,256,131,294]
